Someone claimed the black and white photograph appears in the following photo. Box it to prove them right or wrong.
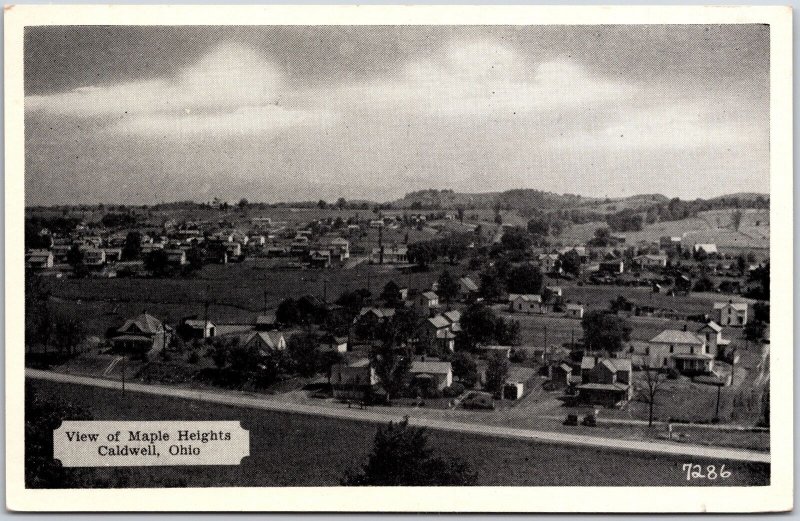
[5,4,792,513]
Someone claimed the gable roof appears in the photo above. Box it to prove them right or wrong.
[649,330,704,345]
[580,356,632,372]
[428,315,450,329]
[443,310,461,323]
[421,291,438,300]
[459,277,479,291]
[713,301,748,311]
[119,313,163,335]
[699,321,723,333]
[508,293,542,303]
[410,360,452,375]
[245,331,284,350]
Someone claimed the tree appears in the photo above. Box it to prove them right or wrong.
[460,303,499,349]
[238,198,249,209]
[336,197,347,210]
[380,281,402,307]
[495,318,520,345]
[478,267,504,302]
[25,270,52,349]
[122,231,142,260]
[560,249,582,277]
[589,227,611,247]
[731,209,744,231]
[66,244,84,267]
[317,199,327,209]
[506,264,543,295]
[436,269,459,305]
[407,242,436,269]
[450,351,478,388]
[581,310,631,353]
[26,383,93,488]
[287,331,321,377]
[499,227,531,252]
[276,298,301,326]
[638,363,667,427]
[343,418,476,486]
[485,351,509,394]
[456,206,465,223]
[527,217,549,237]
[144,249,170,277]
[370,342,411,404]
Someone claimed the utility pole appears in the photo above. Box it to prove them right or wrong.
[544,325,548,362]
[263,290,267,314]
[714,382,722,420]
[121,355,126,395]
[378,226,384,265]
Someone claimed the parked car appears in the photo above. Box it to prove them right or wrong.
[582,414,597,427]
[563,414,579,426]
[461,391,495,410]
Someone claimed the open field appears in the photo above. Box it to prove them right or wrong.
[556,209,769,251]
[45,261,458,337]
[28,379,769,487]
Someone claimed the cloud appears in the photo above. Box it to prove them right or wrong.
[550,102,764,150]
[25,43,334,135]
[326,41,638,118]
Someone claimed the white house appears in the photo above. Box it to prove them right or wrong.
[508,294,545,314]
[410,360,453,390]
[634,329,713,375]
[693,243,719,256]
[244,331,287,352]
[713,301,748,326]
[371,245,408,264]
[25,249,54,270]
[565,303,584,319]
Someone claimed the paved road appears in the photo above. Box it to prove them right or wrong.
[26,368,770,463]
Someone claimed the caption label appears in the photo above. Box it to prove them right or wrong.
[53,420,249,467]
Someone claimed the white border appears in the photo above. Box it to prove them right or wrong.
[4,5,793,512]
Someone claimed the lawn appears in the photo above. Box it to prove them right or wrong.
[28,379,769,487]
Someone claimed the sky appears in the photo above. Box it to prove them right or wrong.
[24,25,770,206]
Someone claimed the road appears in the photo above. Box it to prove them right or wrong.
[26,368,770,463]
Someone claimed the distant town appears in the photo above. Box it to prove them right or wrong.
[25,188,771,486]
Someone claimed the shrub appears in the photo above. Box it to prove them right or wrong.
[187,351,199,364]
[442,382,465,398]
[509,349,528,364]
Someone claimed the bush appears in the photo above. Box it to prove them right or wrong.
[509,349,528,364]
[187,351,200,364]
[442,383,465,398]
[665,367,680,380]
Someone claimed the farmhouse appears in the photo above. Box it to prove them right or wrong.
[422,314,456,352]
[83,248,106,267]
[634,254,668,268]
[696,321,730,357]
[713,300,748,326]
[254,313,277,331]
[639,329,713,375]
[598,260,624,274]
[537,253,560,272]
[577,356,633,407]
[508,294,545,314]
[693,243,719,256]
[415,291,440,316]
[165,249,188,266]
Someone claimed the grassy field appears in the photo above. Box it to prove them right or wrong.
[28,379,769,487]
[46,261,459,337]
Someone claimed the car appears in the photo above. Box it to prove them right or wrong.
[582,414,597,427]
[461,391,495,410]
[563,414,579,426]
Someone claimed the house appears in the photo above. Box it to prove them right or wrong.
[576,356,633,407]
[83,248,106,267]
[598,260,624,274]
[415,291,440,316]
[102,248,123,263]
[459,277,479,299]
[693,243,719,256]
[442,310,462,332]
[634,254,668,268]
[410,360,453,390]
[25,249,54,270]
[179,319,215,340]
[638,329,713,375]
[659,236,682,253]
[319,334,348,353]
[565,303,584,319]
[423,315,456,352]
[545,285,563,297]
[713,300,748,326]
[266,246,289,257]
[538,253,560,272]
[369,219,385,229]
[370,245,408,264]
[550,363,574,388]
[110,312,169,357]
[508,294,545,314]
[243,331,287,352]
[225,242,243,259]
[165,249,188,266]
[141,242,164,254]
[353,307,396,337]
[477,345,512,359]
[696,321,730,358]
[328,237,350,260]
[330,357,380,399]
[308,249,332,268]
[254,313,277,331]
